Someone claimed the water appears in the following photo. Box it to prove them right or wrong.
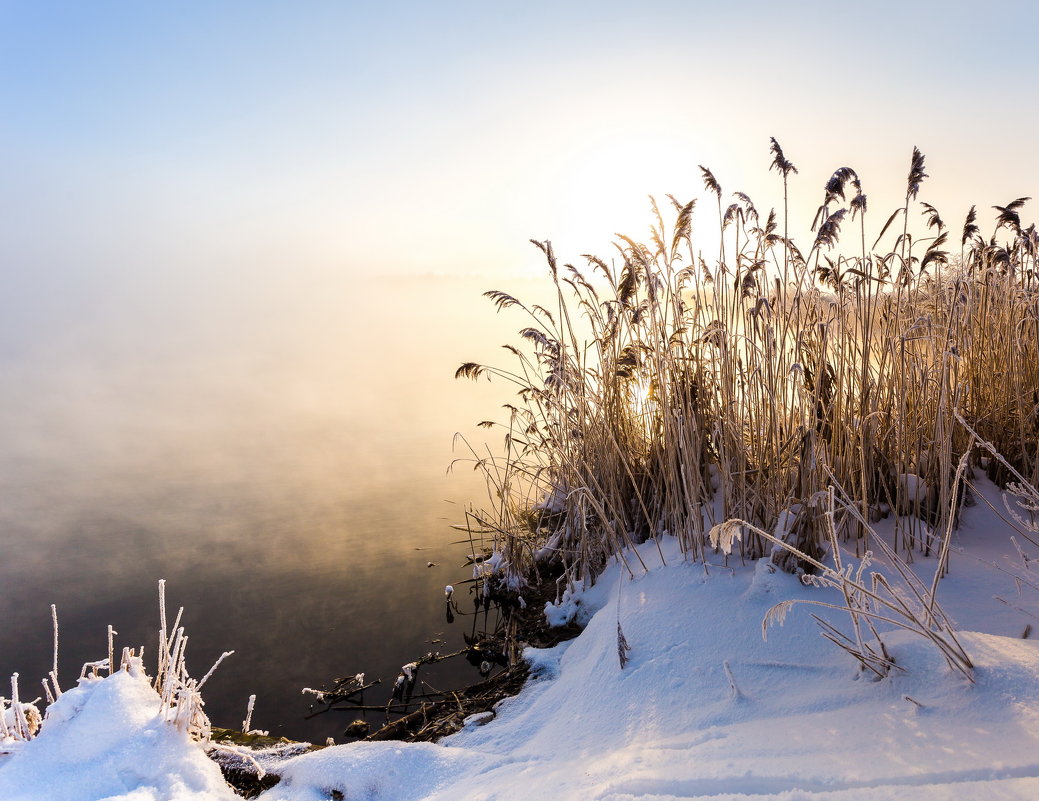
[0,274,528,742]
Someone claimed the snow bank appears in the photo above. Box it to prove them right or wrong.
[268,741,492,801]
[260,510,1039,801]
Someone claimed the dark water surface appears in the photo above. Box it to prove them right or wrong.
[0,274,525,742]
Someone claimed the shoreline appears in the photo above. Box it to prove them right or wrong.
[208,567,585,795]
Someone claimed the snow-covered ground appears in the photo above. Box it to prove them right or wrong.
[3,471,1039,800]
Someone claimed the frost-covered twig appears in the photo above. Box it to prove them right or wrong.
[208,742,267,781]
[197,651,235,691]
[242,694,256,734]
[50,604,61,698]
[722,661,743,699]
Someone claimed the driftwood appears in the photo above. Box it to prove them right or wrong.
[367,703,434,741]
[302,676,385,719]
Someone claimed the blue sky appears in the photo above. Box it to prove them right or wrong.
[2,0,1038,324]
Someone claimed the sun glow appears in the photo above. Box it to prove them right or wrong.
[548,133,705,257]
[629,376,657,419]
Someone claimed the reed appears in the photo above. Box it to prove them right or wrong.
[457,140,1039,626]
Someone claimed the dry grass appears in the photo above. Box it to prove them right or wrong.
[456,140,1039,607]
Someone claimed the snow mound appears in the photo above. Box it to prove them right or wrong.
[0,670,236,801]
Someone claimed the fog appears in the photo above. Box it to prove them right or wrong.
[0,268,532,739]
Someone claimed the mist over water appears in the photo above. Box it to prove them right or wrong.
[0,271,525,741]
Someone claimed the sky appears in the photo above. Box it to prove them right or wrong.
[3,0,1039,299]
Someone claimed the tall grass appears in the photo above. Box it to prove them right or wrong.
[457,141,1039,597]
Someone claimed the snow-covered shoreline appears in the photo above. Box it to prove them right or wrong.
[3,472,1039,800]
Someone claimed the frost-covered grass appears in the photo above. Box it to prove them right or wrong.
[0,663,235,801]
[0,581,244,798]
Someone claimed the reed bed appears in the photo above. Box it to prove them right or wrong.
[457,141,1039,597]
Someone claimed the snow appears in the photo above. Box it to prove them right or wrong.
[0,668,236,801]
[1,698,41,741]
[3,471,1039,800]
[898,472,930,503]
